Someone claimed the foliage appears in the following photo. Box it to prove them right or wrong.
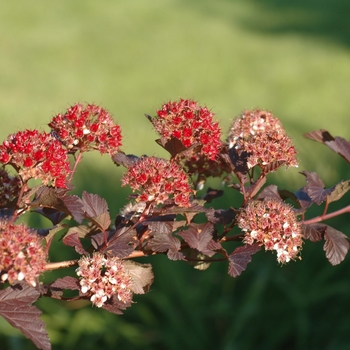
[1,100,350,349]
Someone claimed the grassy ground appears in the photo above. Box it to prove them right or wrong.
[1,1,350,349]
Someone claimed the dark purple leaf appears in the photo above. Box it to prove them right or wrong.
[304,129,350,163]
[228,243,261,277]
[206,239,223,252]
[205,208,236,226]
[177,222,215,256]
[324,226,349,265]
[257,185,282,201]
[146,218,175,235]
[30,186,66,207]
[123,261,154,294]
[62,232,88,255]
[90,212,111,232]
[302,224,326,242]
[99,227,136,258]
[0,284,51,350]
[50,276,81,291]
[111,151,140,168]
[201,188,224,202]
[62,194,84,223]
[301,171,333,205]
[147,232,183,260]
[167,250,185,260]
[292,187,313,210]
[34,207,67,225]
[304,129,332,143]
[102,295,132,315]
[155,136,188,158]
[228,147,249,175]
[329,136,350,163]
[82,191,109,218]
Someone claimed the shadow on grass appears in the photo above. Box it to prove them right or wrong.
[238,0,350,47]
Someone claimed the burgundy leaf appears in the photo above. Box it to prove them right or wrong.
[167,249,185,261]
[102,295,132,315]
[0,284,51,350]
[324,226,349,265]
[111,151,139,168]
[301,171,332,205]
[205,208,236,226]
[62,194,84,223]
[293,187,313,210]
[206,239,224,252]
[304,130,350,163]
[50,276,81,291]
[123,261,154,294]
[147,232,183,260]
[63,232,89,255]
[155,136,188,158]
[304,129,332,143]
[228,243,261,277]
[327,180,350,203]
[302,224,326,242]
[257,185,282,201]
[30,186,67,209]
[146,219,175,235]
[201,187,224,202]
[228,147,249,175]
[82,191,109,218]
[177,222,215,256]
[329,136,350,163]
[34,208,67,225]
[99,227,136,258]
[90,212,111,231]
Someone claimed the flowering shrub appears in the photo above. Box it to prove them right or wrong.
[0,129,71,188]
[121,156,193,207]
[0,218,47,287]
[76,253,133,307]
[238,199,303,263]
[1,99,350,350]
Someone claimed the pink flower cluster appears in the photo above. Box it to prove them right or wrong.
[49,103,122,155]
[237,199,303,263]
[228,109,298,169]
[0,168,21,207]
[0,129,71,188]
[0,219,47,287]
[76,253,132,308]
[152,99,221,160]
[121,156,193,207]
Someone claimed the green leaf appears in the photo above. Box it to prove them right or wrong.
[327,180,350,203]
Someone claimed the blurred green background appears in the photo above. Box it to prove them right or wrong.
[1,0,350,349]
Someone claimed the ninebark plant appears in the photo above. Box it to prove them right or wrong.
[1,100,350,350]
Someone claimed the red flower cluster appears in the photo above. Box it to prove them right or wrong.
[228,110,298,169]
[237,199,303,263]
[0,168,21,207]
[76,253,133,308]
[121,157,193,207]
[49,103,122,155]
[0,129,71,188]
[0,219,47,287]
[152,99,221,160]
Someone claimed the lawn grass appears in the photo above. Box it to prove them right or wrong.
[1,1,350,349]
